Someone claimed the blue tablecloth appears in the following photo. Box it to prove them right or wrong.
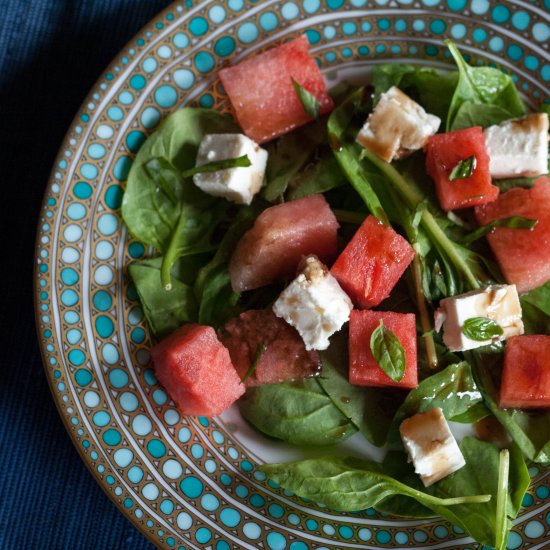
[0,1,173,547]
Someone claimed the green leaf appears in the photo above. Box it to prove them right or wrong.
[180,154,251,178]
[260,451,491,513]
[262,122,325,202]
[387,361,487,443]
[261,437,529,549]
[370,320,406,382]
[461,216,537,245]
[241,342,266,383]
[128,257,199,338]
[326,88,389,224]
[446,41,525,131]
[463,317,504,341]
[291,77,320,119]
[238,379,358,446]
[122,108,239,251]
[449,155,476,181]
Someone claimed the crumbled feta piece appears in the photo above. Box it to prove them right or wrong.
[400,407,465,487]
[193,133,268,205]
[434,284,524,352]
[484,113,549,179]
[356,86,441,162]
[272,256,353,351]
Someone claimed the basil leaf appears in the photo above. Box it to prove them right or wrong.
[370,320,406,382]
[463,317,504,342]
[291,77,320,119]
[241,342,266,382]
[461,216,538,245]
[181,154,251,178]
[449,155,476,181]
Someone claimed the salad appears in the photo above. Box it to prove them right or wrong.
[121,37,550,549]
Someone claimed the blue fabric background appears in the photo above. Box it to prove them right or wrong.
[0,1,174,548]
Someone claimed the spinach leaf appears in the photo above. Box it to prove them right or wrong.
[262,121,325,202]
[452,102,515,131]
[122,108,239,250]
[327,88,388,224]
[317,330,403,447]
[291,77,320,119]
[261,438,529,549]
[387,361,487,443]
[380,439,529,548]
[372,63,458,120]
[128,257,199,338]
[181,154,251,177]
[470,349,550,463]
[260,448,491,512]
[446,41,525,131]
[238,379,358,446]
[520,279,550,332]
[370,321,406,382]
[286,153,347,200]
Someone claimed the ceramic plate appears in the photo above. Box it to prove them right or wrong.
[35,1,550,548]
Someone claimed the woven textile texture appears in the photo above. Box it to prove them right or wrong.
[0,1,174,548]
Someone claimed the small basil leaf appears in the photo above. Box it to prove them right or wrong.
[449,155,476,181]
[242,342,266,382]
[461,216,538,245]
[291,77,320,119]
[181,154,251,178]
[370,320,406,382]
[463,317,504,342]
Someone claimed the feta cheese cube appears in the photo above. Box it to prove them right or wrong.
[434,284,524,352]
[193,133,268,205]
[400,407,465,487]
[356,86,441,162]
[272,256,353,351]
[484,113,549,179]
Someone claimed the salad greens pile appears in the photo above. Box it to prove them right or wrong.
[121,41,550,548]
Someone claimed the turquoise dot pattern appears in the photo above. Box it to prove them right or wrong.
[34,1,549,548]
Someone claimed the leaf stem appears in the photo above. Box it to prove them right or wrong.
[495,449,510,550]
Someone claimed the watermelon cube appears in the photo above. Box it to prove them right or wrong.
[330,215,415,309]
[349,310,418,389]
[219,35,334,143]
[500,335,550,408]
[151,324,244,417]
[229,194,339,292]
[475,176,550,294]
[220,309,321,387]
[425,126,499,211]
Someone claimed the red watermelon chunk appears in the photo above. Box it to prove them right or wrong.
[229,194,339,292]
[349,310,418,389]
[220,309,321,387]
[500,335,550,409]
[426,126,499,211]
[151,324,244,417]
[219,35,334,143]
[330,215,414,309]
[475,177,550,294]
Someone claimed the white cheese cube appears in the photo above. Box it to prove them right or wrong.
[484,113,549,179]
[434,284,524,352]
[193,133,268,205]
[356,86,441,162]
[400,407,465,487]
[272,256,353,351]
